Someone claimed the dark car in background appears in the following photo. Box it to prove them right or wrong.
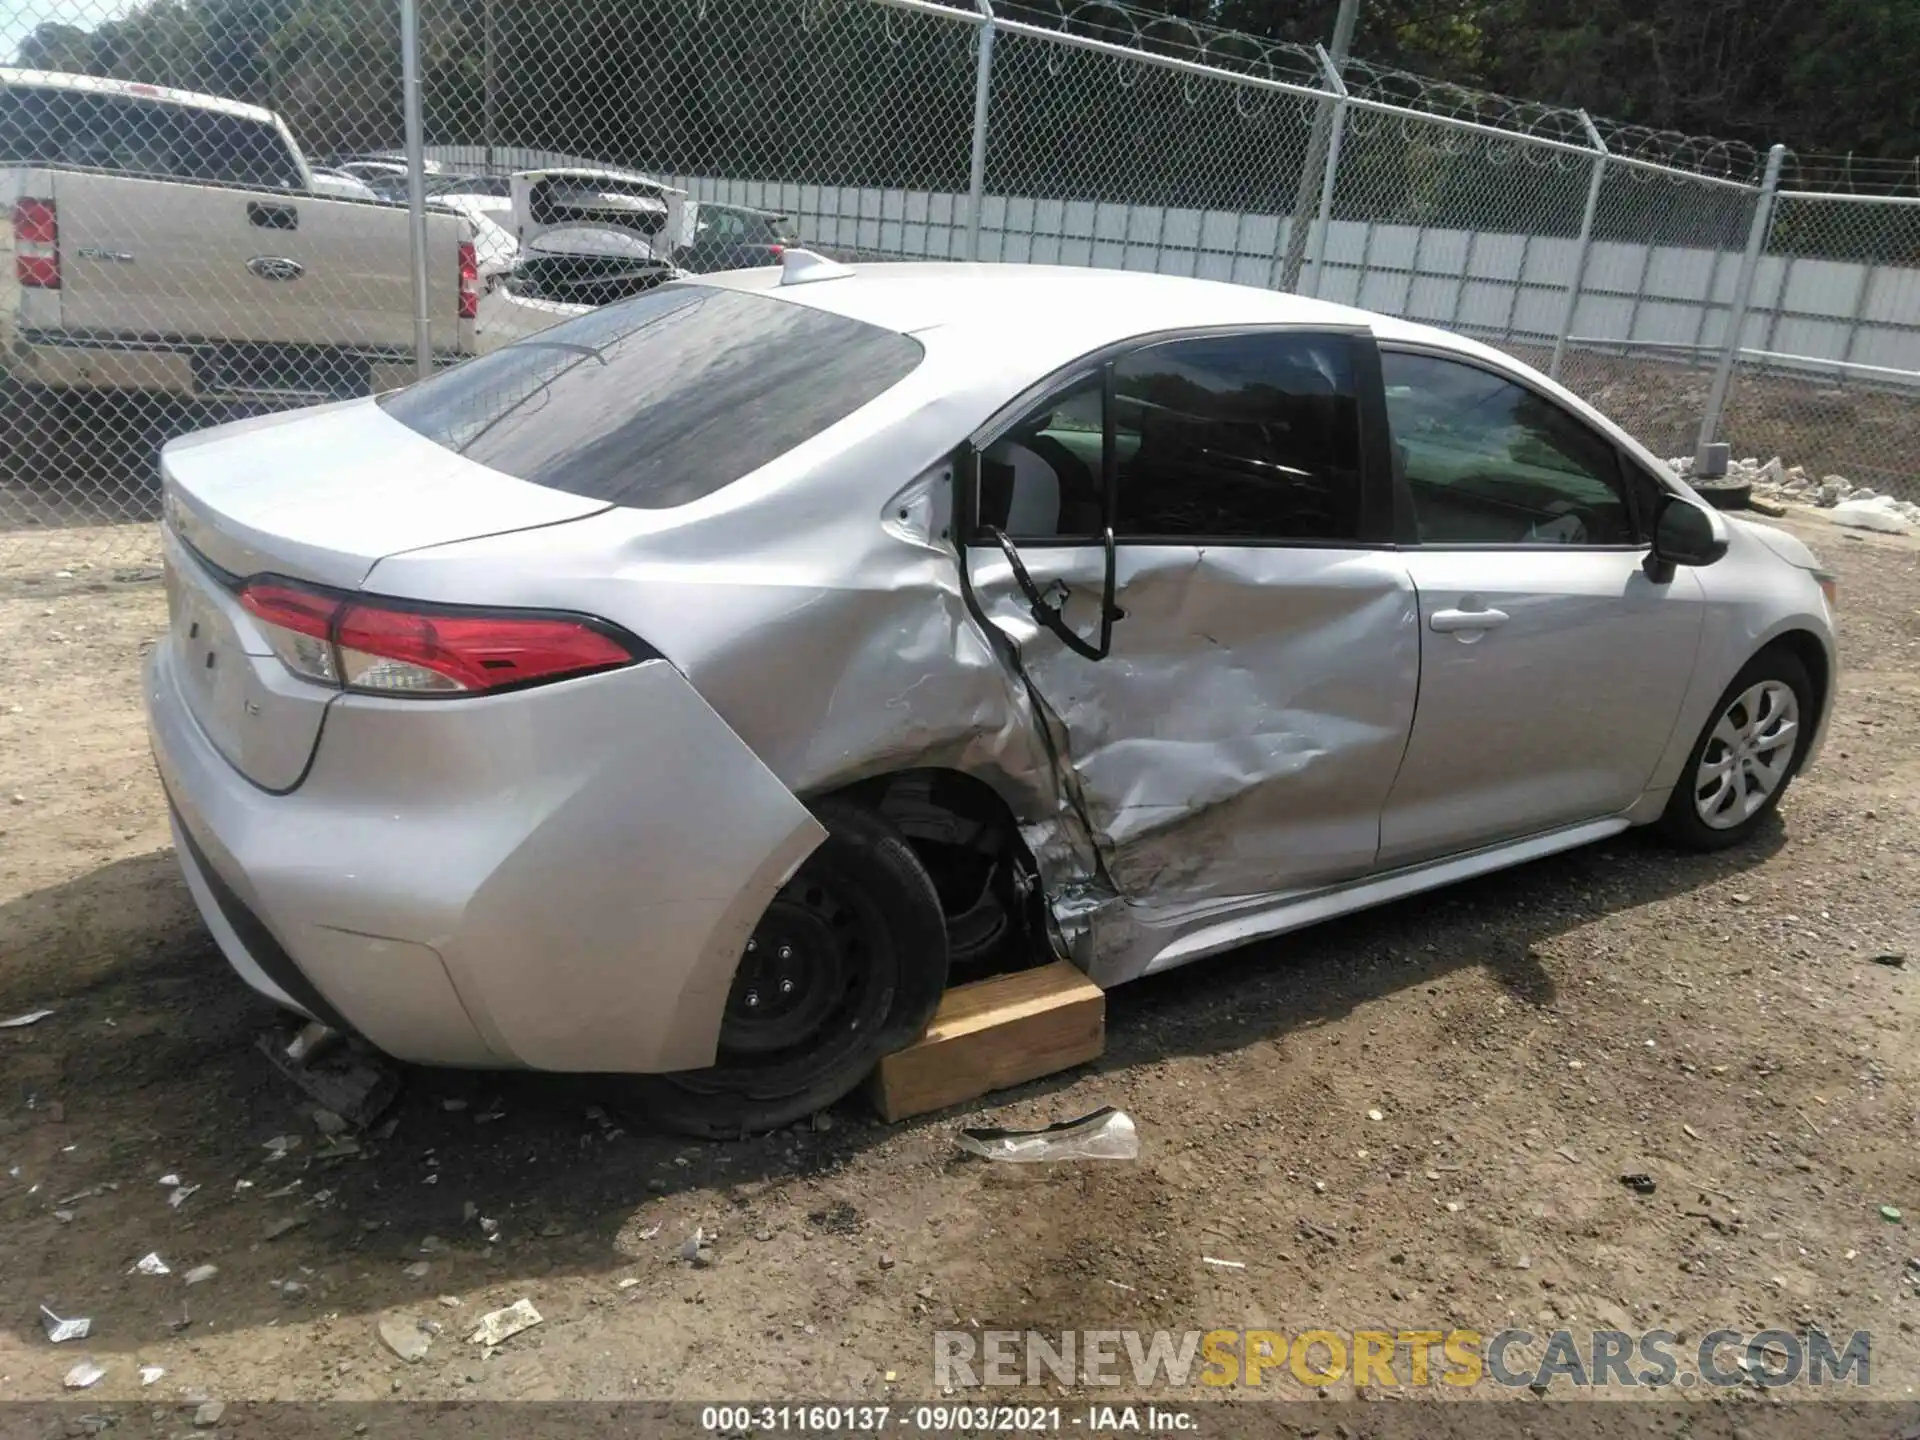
[679,202,799,273]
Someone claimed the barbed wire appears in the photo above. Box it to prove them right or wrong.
[1778,152,1920,198]
[912,0,1771,181]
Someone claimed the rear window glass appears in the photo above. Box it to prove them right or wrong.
[379,285,924,509]
[0,84,303,189]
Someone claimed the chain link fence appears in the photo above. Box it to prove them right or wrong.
[3,0,1919,579]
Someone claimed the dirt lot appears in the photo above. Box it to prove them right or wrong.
[1,507,1917,1420]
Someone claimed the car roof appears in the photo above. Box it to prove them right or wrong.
[0,66,278,126]
[696,261,1503,374]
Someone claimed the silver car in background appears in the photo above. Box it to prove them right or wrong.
[145,258,1837,1134]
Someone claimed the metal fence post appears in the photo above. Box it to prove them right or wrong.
[964,0,997,262]
[1304,45,1349,300]
[1695,143,1786,466]
[482,0,498,175]
[1549,111,1607,380]
[400,0,433,381]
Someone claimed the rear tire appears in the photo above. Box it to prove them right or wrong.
[631,798,949,1138]
[1657,647,1812,851]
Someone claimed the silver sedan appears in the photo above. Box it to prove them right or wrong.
[145,257,1837,1134]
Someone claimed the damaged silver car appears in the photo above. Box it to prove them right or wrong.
[146,255,1838,1134]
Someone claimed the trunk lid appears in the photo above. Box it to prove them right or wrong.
[160,398,610,789]
[162,396,610,590]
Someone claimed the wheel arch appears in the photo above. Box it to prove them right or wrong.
[804,765,1056,978]
[1756,626,1833,762]
[1641,612,1836,808]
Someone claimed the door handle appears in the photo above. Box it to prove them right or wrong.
[1430,606,1509,633]
[248,201,298,231]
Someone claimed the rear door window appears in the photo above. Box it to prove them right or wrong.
[379,285,924,509]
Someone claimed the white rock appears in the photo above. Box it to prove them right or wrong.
[1757,457,1785,487]
[1846,487,1877,502]
[1829,498,1909,534]
[379,1314,433,1363]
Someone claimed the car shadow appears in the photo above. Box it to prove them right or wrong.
[0,817,1784,1355]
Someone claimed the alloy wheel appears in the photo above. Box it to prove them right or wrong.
[1693,680,1800,830]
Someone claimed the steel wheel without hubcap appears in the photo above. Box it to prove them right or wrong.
[719,890,863,1058]
[1693,679,1800,830]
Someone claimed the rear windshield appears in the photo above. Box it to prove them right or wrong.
[0,84,303,189]
[379,285,924,509]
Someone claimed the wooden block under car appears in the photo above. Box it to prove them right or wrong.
[865,960,1106,1123]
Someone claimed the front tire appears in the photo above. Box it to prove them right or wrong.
[1657,647,1812,851]
[632,799,949,1137]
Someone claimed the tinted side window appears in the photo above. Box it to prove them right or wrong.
[379,285,923,509]
[1111,332,1364,542]
[1382,351,1638,546]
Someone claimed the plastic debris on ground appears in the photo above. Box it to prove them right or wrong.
[63,1362,106,1389]
[956,1106,1140,1162]
[0,1008,54,1028]
[140,1366,166,1386]
[41,1306,91,1342]
[1620,1172,1658,1195]
[1201,1256,1246,1270]
[130,1252,171,1276]
[468,1297,542,1348]
[264,1136,301,1161]
[636,1223,660,1241]
[681,1227,713,1267]
[168,1184,200,1209]
[184,1265,218,1285]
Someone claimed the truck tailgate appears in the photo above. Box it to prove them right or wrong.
[50,170,466,355]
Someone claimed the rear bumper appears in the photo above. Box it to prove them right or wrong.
[145,640,825,1073]
[8,332,468,400]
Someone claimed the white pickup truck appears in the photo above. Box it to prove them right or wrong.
[0,68,478,402]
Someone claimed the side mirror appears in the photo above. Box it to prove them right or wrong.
[1644,493,1728,583]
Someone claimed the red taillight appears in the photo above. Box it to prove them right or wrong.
[240,578,639,695]
[337,604,633,693]
[457,240,479,319]
[13,198,59,289]
[241,582,335,640]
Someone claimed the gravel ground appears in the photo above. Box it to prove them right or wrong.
[1,507,1917,1419]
